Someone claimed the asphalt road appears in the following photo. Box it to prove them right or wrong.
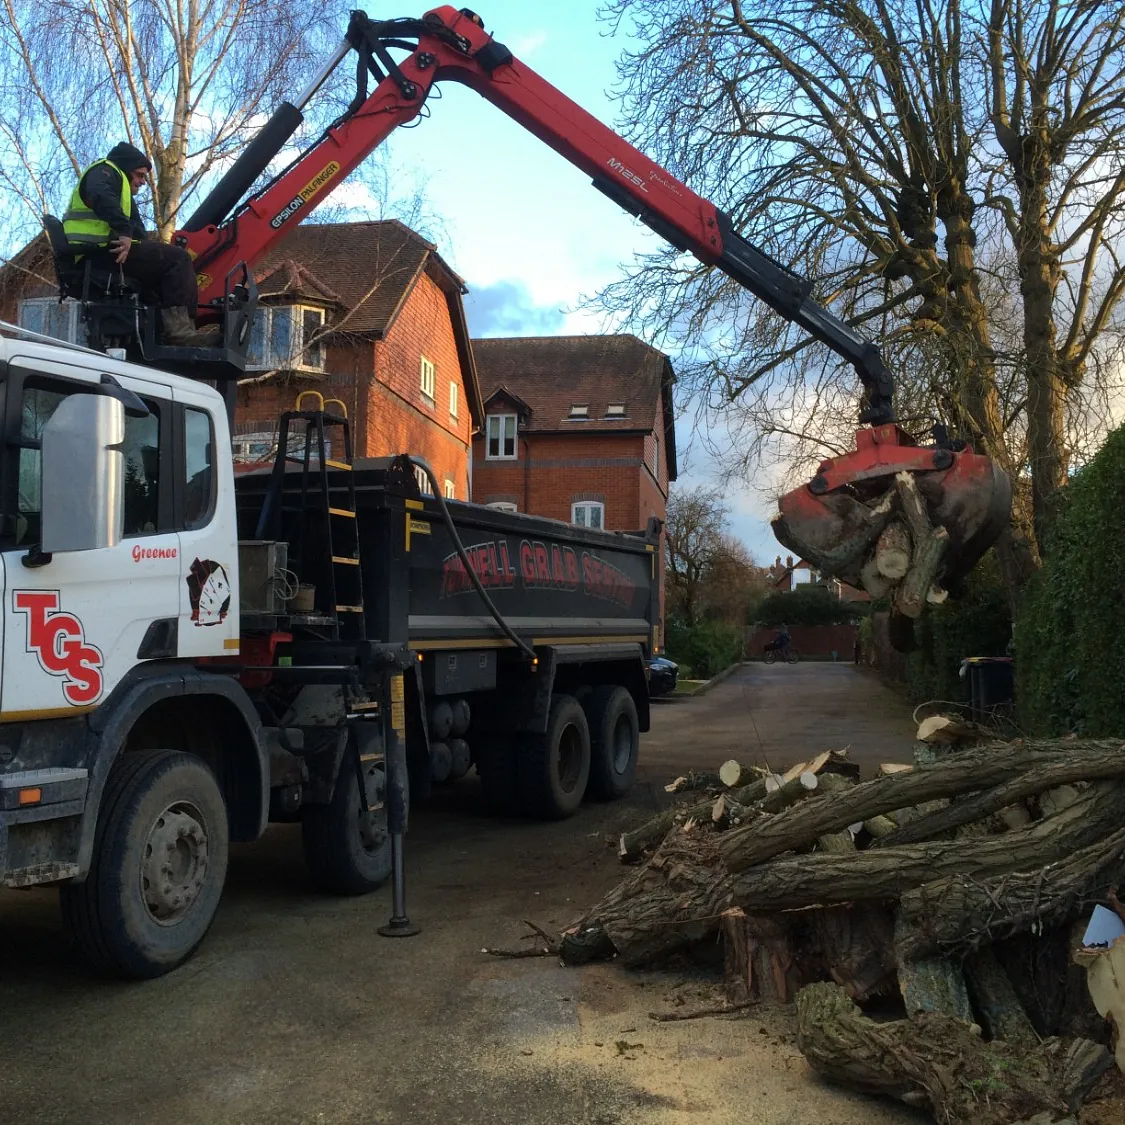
[0,664,920,1125]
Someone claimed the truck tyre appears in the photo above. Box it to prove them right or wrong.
[302,746,399,895]
[478,736,519,816]
[60,749,229,980]
[518,694,591,820]
[583,686,639,800]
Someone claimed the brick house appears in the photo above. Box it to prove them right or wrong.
[470,334,677,636]
[235,221,483,499]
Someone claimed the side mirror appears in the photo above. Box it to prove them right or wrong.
[40,394,125,554]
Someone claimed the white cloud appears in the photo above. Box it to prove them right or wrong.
[506,31,548,57]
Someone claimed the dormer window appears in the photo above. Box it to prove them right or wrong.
[568,404,589,419]
[606,403,626,417]
[247,304,326,372]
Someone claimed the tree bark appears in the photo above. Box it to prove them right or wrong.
[963,946,1038,1048]
[795,982,1110,1125]
[877,755,1125,847]
[718,741,1125,873]
[896,827,1125,960]
[732,782,1125,912]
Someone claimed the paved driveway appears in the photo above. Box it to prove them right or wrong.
[0,664,920,1125]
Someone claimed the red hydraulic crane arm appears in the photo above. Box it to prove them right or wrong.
[178,6,894,423]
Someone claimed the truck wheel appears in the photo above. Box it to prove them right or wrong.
[478,736,519,816]
[583,686,639,800]
[60,750,229,979]
[302,747,399,895]
[519,694,591,820]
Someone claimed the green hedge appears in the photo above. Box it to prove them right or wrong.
[1015,425,1125,735]
[755,584,867,627]
[905,552,1011,702]
[665,617,743,680]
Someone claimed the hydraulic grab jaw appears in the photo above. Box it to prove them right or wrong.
[771,424,1012,604]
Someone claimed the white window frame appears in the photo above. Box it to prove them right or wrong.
[443,479,456,499]
[567,404,589,420]
[606,403,626,417]
[18,297,84,345]
[487,501,518,513]
[232,429,330,464]
[572,501,605,529]
[414,465,433,495]
[449,381,459,420]
[245,304,326,372]
[485,413,518,460]
[420,355,436,402]
[652,433,660,477]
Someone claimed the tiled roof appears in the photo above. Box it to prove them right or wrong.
[256,259,345,307]
[472,333,675,454]
[254,220,463,336]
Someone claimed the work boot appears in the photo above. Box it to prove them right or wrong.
[162,306,222,347]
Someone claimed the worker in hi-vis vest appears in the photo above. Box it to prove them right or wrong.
[63,142,220,348]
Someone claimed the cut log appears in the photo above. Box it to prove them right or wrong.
[759,771,818,814]
[875,519,912,579]
[894,471,949,619]
[879,762,913,776]
[718,740,1125,872]
[711,793,752,830]
[963,946,1039,1048]
[916,713,983,744]
[795,982,1111,1125]
[720,907,752,1003]
[895,827,1125,960]
[731,782,1125,912]
[718,759,744,788]
[1039,784,1082,818]
[817,831,857,854]
[859,555,893,598]
[619,770,777,861]
[862,815,897,839]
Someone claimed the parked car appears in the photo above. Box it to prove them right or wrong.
[647,656,679,697]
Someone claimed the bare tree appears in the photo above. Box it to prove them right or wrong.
[665,486,729,624]
[595,0,1125,593]
[0,0,407,246]
[700,534,770,624]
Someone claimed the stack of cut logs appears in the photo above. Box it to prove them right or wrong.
[560,722,1125,1124]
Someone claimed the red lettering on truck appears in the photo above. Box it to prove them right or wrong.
[13,590,105,706]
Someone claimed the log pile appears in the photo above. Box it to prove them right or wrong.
[559,731,1125,1121]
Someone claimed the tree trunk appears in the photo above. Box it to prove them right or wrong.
[718,741,1125,873]
[810,904,897,1002]
[963,946,1038,1048]
[894,471,950,617]
[733,781,1125,912]
[895,827,1125,960]
[795,982,1110,1125]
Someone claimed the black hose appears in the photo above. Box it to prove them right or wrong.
[408,457,536,661]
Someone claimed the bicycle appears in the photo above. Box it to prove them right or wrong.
[763,644,800,665]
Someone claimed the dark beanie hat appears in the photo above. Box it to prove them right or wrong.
[106,142,152,172]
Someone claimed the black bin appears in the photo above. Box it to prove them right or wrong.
[965,656,1014,722]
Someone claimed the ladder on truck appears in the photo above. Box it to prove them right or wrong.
[255,390,365,641]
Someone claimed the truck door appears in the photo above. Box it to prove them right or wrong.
[0,358,181,720]
[172,385,239,659]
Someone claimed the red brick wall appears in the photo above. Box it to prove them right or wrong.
[234,274,472,498]
[471,409,673,643]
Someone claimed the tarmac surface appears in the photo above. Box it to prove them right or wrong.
[0,662,922,1125]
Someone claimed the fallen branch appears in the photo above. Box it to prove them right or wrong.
[717,741,1125,873]
[648,1001,755,1022]
[895,828,1125,960]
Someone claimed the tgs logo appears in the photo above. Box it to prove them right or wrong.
[13,591,104,706]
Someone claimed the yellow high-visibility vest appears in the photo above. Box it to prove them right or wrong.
[62,159,132,253]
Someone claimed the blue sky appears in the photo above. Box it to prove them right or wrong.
[365,0,784,563]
